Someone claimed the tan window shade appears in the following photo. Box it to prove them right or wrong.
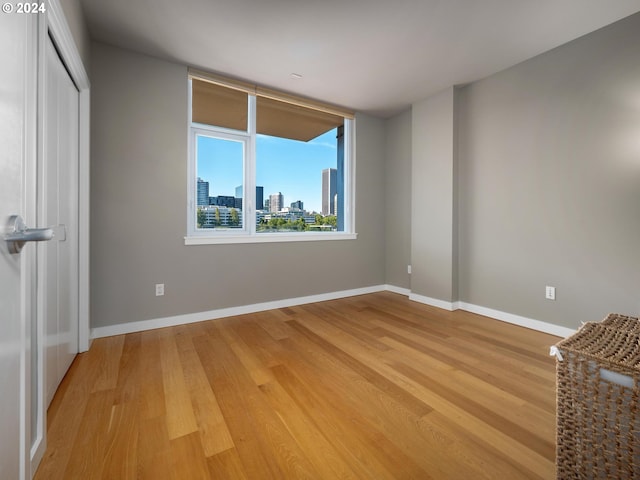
[255,86,354,120]
[256,96,343,142]
[191,79,248,131]
[189,68,354,142]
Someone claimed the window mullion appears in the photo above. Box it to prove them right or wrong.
[246,95,257,235]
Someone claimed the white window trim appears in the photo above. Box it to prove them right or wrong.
[186,79,357,245]
[188,126,251,235]
[185,232,357,245]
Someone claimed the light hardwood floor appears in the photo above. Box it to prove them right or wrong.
[35,291,560,479]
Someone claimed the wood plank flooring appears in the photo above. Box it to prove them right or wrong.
[34,292,560,479]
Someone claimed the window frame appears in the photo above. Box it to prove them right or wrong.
[189,127,251,236]
[186,77,357,245]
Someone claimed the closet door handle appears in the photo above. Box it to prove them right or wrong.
[4,215,54,254]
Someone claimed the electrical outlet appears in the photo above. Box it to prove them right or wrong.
[545,285,556,301]
[155,283,165,296]
[407,265,412,274]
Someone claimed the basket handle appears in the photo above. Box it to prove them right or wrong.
[600,368,635,389]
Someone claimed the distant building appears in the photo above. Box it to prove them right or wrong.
[269,192,284,212]
[322,168,337,215]
[235,185,264,211]
[197,178,209,206]
[235,185,243,210]
[256,186,264,211]
[291,200,304,210]
[219,196,236,208]
[210,195,235,208]
[198,206,242,228]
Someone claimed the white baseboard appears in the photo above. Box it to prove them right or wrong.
[408,292,457,311]
[386,285,575,338]
[457,302,575,338]
[384,284,411,296]
[91,285,387,339]
[91,283,575,340]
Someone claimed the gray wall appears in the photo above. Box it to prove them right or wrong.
[456,12,640,328]
[90,42,385,329]
[411,88,458,302]
[384,110,412,289]
[90,11,640,332]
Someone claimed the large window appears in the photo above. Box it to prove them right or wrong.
[186,70,356,244]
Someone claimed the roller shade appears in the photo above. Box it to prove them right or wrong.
[256,96,343,142]
[191,79,248,132]
[189,68,353,142]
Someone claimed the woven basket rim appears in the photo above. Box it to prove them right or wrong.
[555,315,640,371]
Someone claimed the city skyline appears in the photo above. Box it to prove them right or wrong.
[198,179,313,214]
[196,128,338,213]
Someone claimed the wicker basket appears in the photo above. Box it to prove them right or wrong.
[554,314,640,479]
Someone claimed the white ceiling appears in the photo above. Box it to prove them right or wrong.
[79,0,640,117]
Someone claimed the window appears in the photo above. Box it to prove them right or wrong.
[186,70,356,244]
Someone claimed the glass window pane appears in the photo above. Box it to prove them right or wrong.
[255,127,342,233]
[196,134,244,229]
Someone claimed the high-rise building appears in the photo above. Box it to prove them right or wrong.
[234,185,243,210]
[234,185,264,211]
[291,200,303,210]
[256,186,264,211]
[197,177,209,206]
[269,192,284,213]
[322,168,337,215]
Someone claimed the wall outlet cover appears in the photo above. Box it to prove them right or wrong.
[545,286,555,300]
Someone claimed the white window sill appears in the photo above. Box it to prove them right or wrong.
[184,232,358,245]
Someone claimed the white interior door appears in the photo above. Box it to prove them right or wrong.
[1,9,84,478]
[43,36,80,407]
[0,13,38,480]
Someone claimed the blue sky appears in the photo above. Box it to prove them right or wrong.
[197,128,337,213]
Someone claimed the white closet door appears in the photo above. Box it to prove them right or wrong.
[44,36,80,406]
